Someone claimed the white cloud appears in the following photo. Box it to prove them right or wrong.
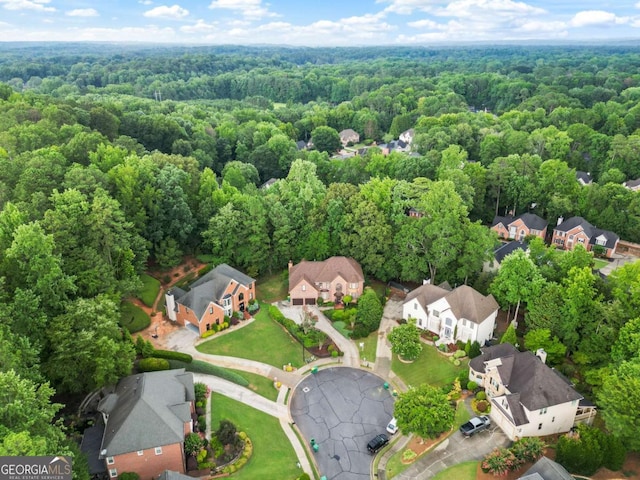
[433,0,546,20]
[66,8,98,17]
[144,4,189,19]
[180,19,218,33]
[209,0,277,19]
[517,20,566,33]
[139,0,153,4]
[569,10,627,28]
[0,0,54,12]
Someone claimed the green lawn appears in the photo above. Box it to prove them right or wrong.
[332,320,352,338]
[256,270,288,303]
[430,461,477,480]
[358,330,378,362]
[139,273,160,307]
[392,345,468,388]
[119,301,150,333]
[196,304,304,368]
[593,258,609,270]
[226,368,279,401]
[210,393,301,480]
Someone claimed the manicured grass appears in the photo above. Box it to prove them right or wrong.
[210,393,300,480]
[196,303,304,368]
[196,253,215,263]
[256,270,289,303]
[593,258,609,270]
[455,398,472,427]
[332,320,352,338]
[226,368,279,401]
[139,273,160,307]
[392,345,468,388]
[430,461,477,480]
[359,330,378,362]
[367,279,388,300]
[119,301,150,333]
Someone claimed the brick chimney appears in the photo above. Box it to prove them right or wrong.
[288,260,293,271]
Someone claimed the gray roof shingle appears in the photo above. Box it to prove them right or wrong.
[98,369,194,456]
[519,456,574,480]
[491,213,547,231]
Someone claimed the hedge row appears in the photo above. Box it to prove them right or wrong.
[151,349,193,363]
[168,360,250,387]
[138,358,170,372]
[268,305,298,336]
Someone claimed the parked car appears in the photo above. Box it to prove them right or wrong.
[459,415,491,436]
[386,417,398,435]
[366,433,389,454]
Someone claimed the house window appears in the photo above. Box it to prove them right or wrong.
[155,446,162,455]
[301,285,306,291]
[540,407,547,414]
[462,319,466,327]
[106,457,114,465]
[433,310,440,317]
[414,303,417,310]
[209,307,213,314]
[552,417,555,423]
[349,283,357,289]
[186,307,189,313]
[578,237,585,243]
[239,293,244,301]
[538,423,543,430]
[250,292,253,300]
[568,235,574,241]
[109,469,117,478]
[596,237,606,246]
[445,318,453,327]
[137,450,143,456]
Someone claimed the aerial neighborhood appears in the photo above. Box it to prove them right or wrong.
[2,37,640,480]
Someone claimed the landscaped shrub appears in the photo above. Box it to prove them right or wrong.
[457,368,470,386]
[198,415,206,433]
[201,329,215,338]
[138,357,170,372]
[602,434,626,471]
[556,424,626,476]
[168,360,249,387]
[119,473,139,480]
[476,391,487,400]
[468,341,482,358]
[475,400,489,412]
[510,437,545,465]
[194,382,207,402]
[185,432,204,456]
[135,335,155,357]
[151,349,193,363]
[453,349,467,359]
[467,381,478,392]
[217,420,238,446]
[481,448,518,475]
[247,302,259,314]
[298,474,311,480]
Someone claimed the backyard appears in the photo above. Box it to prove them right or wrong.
[196,302,304,368]
[210,393,301,480]
[119,301,150,333]
[391,343,469,388]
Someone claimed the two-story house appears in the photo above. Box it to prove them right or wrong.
[165,264,256,336]
[491,213,548,241]
[95,369,195,480]
[402,284,498,346]
[551,216,619,258]
[288,256,364,306]
[469,344,595,441]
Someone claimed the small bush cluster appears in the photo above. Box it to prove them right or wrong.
[219,429,253,475]
[168,360,250,387]
[269,305,334,354]
[481,437,545,475]
[138,357,170,371]
[151,349,193,363]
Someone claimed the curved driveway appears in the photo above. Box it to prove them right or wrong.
[290,367,395,480]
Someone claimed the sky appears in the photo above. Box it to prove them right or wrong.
[1,0,640,46]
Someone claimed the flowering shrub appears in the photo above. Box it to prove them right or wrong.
[481,448,517,475]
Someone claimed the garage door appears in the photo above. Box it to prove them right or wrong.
[305,298,316,305]
[292,298,304,305]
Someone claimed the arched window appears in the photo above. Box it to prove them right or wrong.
[239,292,244,301]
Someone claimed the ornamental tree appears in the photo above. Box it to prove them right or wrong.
[388,321,423,361]
[394,384,454,440]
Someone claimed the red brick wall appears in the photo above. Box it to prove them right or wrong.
[109,443,184,480]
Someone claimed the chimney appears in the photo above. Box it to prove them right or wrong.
[535,348,547,364]
[422,278,431,285]
[557,216,564,226]
[288,260,293,271]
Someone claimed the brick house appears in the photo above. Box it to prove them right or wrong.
[288,256,364,305]
[491,213,548,241]
[469,344,595,441]
[165,264,256,336]
[95,369,195,480]
[551,216,619,258]
[402,284,499,346]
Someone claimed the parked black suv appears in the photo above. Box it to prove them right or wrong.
[366,433,389,454]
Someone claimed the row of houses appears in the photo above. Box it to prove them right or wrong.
[490,212,619,258]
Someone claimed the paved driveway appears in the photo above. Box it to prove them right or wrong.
[290,367,395,480]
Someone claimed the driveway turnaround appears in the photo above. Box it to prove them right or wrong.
[290,367,395,480]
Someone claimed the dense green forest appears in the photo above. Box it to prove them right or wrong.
[1,44,640,467]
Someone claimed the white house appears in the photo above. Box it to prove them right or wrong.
[402,284,498,346]
[469,344,596,441]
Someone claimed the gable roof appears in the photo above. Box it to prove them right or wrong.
[472,344,582,411]
[519,456,573,480]
[493,241,528,264]
[260,178,278,189]
[289,257,364,291]
[172,264,255,318]
[554,216,619,249]
[405,284,498,324]
[339,129,359,142]
[624,178,640,189]
[98,369,194,456]
[576,171,592,185]
[158,472,195,480]
[491,213,547,231]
